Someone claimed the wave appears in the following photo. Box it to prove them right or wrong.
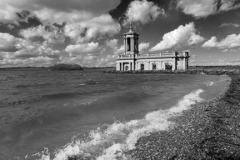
[208,81,215,86]
[0,77,8,81]
[15,83,52,89]
[34,89,204,160]
[41,92,79,100]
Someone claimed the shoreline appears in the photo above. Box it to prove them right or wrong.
[128,74,240,159]
[103,68,238,75]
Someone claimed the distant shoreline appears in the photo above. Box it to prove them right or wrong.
[104,66,240,75]
[128,74,240,159]
[0,66,115,71]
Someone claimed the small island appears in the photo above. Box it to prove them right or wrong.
[49,64,83,71]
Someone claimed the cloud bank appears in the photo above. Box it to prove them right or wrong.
[202,34,240,49]
[0,0,121,24]
[177,0,240,18]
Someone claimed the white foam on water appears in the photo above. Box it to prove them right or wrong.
[36,89,204,160]
[208,81,215,86]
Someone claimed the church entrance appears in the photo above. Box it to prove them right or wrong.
[140,64,144,70]
[152,63,156,70]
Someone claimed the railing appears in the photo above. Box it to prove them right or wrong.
[118,52,189,59]
[118,54,134,58]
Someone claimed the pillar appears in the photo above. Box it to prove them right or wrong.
[136,38,139,52]
[172,59,176,71]
[124,36,127,54]
[131,37,134,53]
[183,58,186,70]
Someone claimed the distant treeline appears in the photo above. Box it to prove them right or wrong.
[190,65,240,69]
[49,64,83,71]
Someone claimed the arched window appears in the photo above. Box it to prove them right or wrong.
[140,64,144,70]
[152,63,157,70]
[127,38,131,51]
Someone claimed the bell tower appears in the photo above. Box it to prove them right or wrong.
[124,22,139,56]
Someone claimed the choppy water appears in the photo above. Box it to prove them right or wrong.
[0,69,230,160]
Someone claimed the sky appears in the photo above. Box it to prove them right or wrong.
[0,0,240,67]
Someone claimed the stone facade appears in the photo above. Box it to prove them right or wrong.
[116,25,190,71]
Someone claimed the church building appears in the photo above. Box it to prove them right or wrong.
[116,24,190,71]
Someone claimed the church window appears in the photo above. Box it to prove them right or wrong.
[165,63,172,70]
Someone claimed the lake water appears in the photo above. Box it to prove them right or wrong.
[0,69,230,160]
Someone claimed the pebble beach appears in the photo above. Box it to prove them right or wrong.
[128,74,240,159]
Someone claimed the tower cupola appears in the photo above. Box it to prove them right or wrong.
[124,22,139,55]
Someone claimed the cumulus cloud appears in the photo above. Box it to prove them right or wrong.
[124,0,164,25]
[202,36,218,48]
[202,34,240,49]
[177,0,217,18]
[20,25,65,44]
[93,54,118,67]
[0,0,121,24]
[65,42,100,55]
[106,39,118,50]
[0,37,61,67]
[0,32,19,51]
[219,0,240,11]
[64,14,121,43]
[150,22,205,51]
[114,45,124,55]
[139,43,150,52]
[0,0,123,67]
[0,4,22,25]
[13,39,60,59]
[177,0,240,18]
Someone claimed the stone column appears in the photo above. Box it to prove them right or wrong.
[136,38,139,52]
[183,58,186,70]
[116,62,118,71]
[172,59,176,71]
[124,36,126,55]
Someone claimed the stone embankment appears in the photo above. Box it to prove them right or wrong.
[104,69,239,75]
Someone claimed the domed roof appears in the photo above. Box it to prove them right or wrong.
[125,22,138,35]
